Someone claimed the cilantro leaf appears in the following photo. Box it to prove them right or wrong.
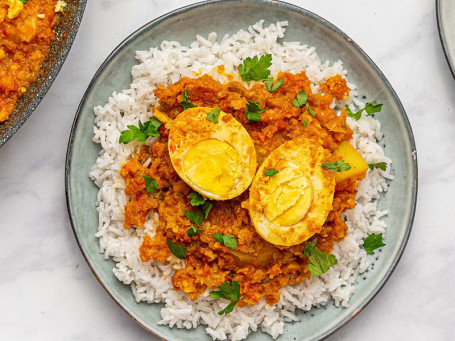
[307,248,337,277]
[293,90,308,107]
[368,162,387,171]
[308,106,316,117]
[187,226,204,237]
[345,105,362,121]
[210,280,243,315]
[304,238,317,258]
[189,192,206,206]
[265,168,279,176]
[322,160,351,172]
[167,238,187,259]
[201,201,214,219]
[184,210,204,226]
[137,174,159,193]
[265,77,283,93]
[119,118,162,144]
[181,89,195,110]
[245,100,265,123]
[303,120,308,127]
[19,0,28,3]
[364,100,383,115]
[214,233,238,250]
[363,233,386,255]
[206,108,221,124]
[238,54,272,82]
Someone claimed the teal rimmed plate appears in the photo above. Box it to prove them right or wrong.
[65,1,417,340]
[437,0,455,79]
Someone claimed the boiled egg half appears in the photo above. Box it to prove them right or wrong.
[248,138,335,246]
[168,107,257,200]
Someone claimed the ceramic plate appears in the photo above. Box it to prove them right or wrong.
[0,0,87,147]
[66,1,417,340]
[437,0,455,78]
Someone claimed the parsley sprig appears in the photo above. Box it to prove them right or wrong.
[245,100,265,123]
[265,77,283,93]
[238,54,272,82]
[187,226,204,237]
[346,100,383,121]
[184,210,204,227]
[368,162,387,171]
[206,108,221,124]
[119,117,162,144]
[188,192,213,218]
[210,281,244,315]
[137,174,159,193]
[265,168,279,176]
[362,233,386,254]
[293,89,308,107]
[181,89,195,110]
[304,238,338,277]
[167,238,187,259]
[322,160,351,172]
[214,233,238,250]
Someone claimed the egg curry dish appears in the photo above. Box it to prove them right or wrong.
[0,0,65,123]
[119,67,370,309]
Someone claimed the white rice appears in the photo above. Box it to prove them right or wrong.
[89,21,391,340]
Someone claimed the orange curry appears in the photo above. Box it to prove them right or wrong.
[120,72,365,307]
[0,0,60,122]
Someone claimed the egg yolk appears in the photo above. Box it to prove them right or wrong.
[183,139,241,195]
[261,167,313,226]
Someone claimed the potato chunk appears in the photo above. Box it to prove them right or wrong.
[333,141,368,183]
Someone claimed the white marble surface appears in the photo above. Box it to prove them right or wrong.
[1,0,454,340]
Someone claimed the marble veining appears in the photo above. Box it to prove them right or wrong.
[1,0,454,340]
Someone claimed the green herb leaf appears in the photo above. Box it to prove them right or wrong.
[345,105,362,121]
[303,120,308,127]
[308,106,316,117]
[167,238,187,259]
[187,226,204,237]
[137,174,159,193]
[206,108,221,124]
[293,90,308,107]
[364,100,383,115]
[368,162,387,171]
[363,233,386,255]
[184,210,204,227]
[119,118,162,144]
[201,201,214,219]
[189,192,206,206]
[181,89,195,110]
[265,77,283,93]
[238,54,272,82]
[307,248,337,277]
[322,160,351,172]
[210,281,243,315]
[19,0,28,3]
[265,168,279,176]
[214,233,238,250]
[245,99,265,123]
[304,239,317,258]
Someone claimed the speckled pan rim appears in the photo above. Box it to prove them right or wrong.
[436,0,455,79]
[65,1,418,340]
[0,0,88,148]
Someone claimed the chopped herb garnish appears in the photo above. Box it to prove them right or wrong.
[245,99,265,123]
[307,247,338,277]
[322,160,351,172]
[265,168,279,176]
[119,117,162,144]
[303,120,308,127]
[184,210,204,227]
[19,0,28,3]
[214,233,238,250]
[265,77,283,93]
[201,201,214,219]
[137,174,159,193]
[189,192,206,206]
[363,233,386,255]
[180,89,195,110]
[210,281,244,315]
[308,106,316,117]
[304,239,317,257]
[238,54,272,82]
[368,162,387,171]
[346,100,383,121]
[293,89,308,107]
[187,226,204,237]
[206,108,221,124]
[167,238,187,259]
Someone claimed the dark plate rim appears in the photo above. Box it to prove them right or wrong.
[65,1,418,340]
[436,0,455,79]
[0,0,88,147]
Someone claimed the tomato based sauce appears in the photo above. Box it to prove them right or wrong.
[120,72,364,307]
